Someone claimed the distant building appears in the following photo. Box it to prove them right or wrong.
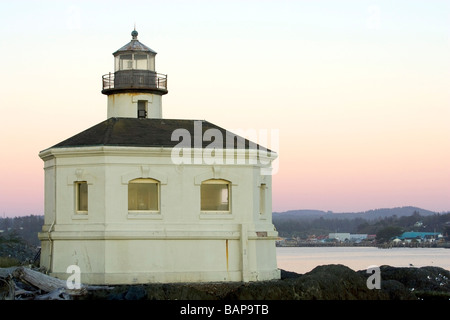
[276,237,299,247]
[328,233,350,242]
[349,234,368,242]
[396,232,442,243]
[327,233,371,243]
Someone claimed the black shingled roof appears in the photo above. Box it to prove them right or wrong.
[48,118,270,152]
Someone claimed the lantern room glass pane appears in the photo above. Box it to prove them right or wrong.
[120,54,133,70]
[115,56,120,72]
[134,54,148,70]
[148,56,155,71]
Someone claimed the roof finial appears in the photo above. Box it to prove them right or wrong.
[131,24,138,40]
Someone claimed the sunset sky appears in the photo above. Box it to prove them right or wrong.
[0,0,449,217]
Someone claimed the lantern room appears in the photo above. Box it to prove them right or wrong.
[114,52,155,72]
[113,30,156,72]
[102,29,168,119]
[102,29,167,96]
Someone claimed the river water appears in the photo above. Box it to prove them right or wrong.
[276,246,450,274]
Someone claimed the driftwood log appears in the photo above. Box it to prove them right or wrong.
[0,266,107,300]
[0,267,17,279]
[0,276,15,300]
[12,266,87,296]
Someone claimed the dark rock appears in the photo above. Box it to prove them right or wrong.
[292,264,388,300]
[124,285,146,300]
[379,279,415,300]
[155,283,219,300]
[280,269,302,279]
[224,279,297,300]
[79,265,394,300]
[107,288,127,300]
[378,265,450,300]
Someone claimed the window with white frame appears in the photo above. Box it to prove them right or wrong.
[76,181,88,213]
[128,178,159,211]
[259,183,266,215]
[200,179,230,212]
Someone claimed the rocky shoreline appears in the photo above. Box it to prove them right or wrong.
[1,264,449,300]
[84,264,449,300]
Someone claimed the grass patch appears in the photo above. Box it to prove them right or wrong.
[0,256,21,268]
[414,290,450,300]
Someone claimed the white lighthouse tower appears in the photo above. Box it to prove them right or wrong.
[38,29,280,285]
[102,29,168,119]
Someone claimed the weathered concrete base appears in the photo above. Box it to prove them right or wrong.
[50,269,281,285]
[39,228,280,285]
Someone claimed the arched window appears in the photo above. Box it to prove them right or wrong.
[128,178,159,211]
[201,179,230,212]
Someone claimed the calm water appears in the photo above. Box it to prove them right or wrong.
[276,247,450,274]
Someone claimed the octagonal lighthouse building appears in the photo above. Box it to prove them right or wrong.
[38,30,280,285]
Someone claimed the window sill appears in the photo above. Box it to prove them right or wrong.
[127,211,162,220]
[199,211,234,220]
[72,213,88,220]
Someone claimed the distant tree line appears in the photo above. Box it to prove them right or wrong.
[0,215,44,246]
[273,211,450,243]
[1,212,449,247]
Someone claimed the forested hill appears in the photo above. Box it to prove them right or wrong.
[273,206,438,221]
[272,207,450,239]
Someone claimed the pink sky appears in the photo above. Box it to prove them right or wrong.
[0,1,449,217]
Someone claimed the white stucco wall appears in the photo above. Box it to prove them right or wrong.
[38,146,279,284]
[107,93,162,119]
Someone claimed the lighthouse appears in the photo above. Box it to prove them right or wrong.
[102,29,168,119]
[38,30,280,285]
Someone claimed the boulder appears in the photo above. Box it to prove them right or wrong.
[377,265,450,300]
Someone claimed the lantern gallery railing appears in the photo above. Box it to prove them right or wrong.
[102,71,167,91]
